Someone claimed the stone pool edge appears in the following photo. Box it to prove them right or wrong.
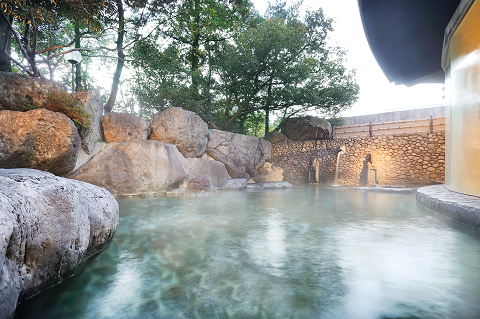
[416,185,480,228]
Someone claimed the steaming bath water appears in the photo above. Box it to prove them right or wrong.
[15,187,480,319]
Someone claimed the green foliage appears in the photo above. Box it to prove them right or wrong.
[44,90,93,131]
[130,40,193,117]
[240,111,266,137]
[14,90,93,132]
[13,96,39,112]
[157,0,249,77]
[213,3,359,132]
[1,0,118,77]
[1,0,116,31]
[326,117,345,127]
[102,0,358,137]
[128,0,254,120]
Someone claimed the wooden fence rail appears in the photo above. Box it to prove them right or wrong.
[333,116,445,139]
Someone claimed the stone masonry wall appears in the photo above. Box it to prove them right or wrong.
[270,131,445,186]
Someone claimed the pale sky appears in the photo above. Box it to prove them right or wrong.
[253,0,445,117]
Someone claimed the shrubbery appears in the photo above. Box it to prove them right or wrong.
[15,90,93,132]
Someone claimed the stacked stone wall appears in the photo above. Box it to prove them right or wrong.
[270,131,445,186]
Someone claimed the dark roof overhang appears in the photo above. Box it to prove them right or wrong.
[358,0,461,86]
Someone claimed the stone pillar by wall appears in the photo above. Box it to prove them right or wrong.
[271,131,445,186]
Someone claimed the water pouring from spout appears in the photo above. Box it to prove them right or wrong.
[333,146,346,186]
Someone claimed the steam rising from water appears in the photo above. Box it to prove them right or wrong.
[15,187,480,319]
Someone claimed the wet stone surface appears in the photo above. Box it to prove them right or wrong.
[417,184,480,228]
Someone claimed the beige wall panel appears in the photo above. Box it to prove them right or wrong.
[447,0,480,196]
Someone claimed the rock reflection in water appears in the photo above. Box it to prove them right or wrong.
[14,187,480,319]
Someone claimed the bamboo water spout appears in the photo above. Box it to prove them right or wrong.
[333,146,346,185]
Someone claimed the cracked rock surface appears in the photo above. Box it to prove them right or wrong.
[0,109,81,176]
[0,72,65,111]
[187,157,229,187]
[102,112,150,144]
[0,169,118,319]
[69,140,191,196]
[206,129,271,179]
[72,90,104,154]
[150,107,208,158]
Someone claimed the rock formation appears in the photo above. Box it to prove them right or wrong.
[245,181,292,190]
[150,107,209,158]
[206,129,271,179]
[68,140,191,196]
[219,179,249,190]
[68,142,107,176]
[188,157,229,187]
[102,112,150,143]
[185,178,211,193]
[72,90,104,154]
[265,132,286,144]
[0,169,118,319]
[281,116,332,141]
[0,72,66,111]
[0,109,80,176]
[218,179,291,190]
[252,162,284,183]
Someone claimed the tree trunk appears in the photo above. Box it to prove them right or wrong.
[0,16,11,72]
[239,116,245,134]
[105,0,125,113]
[265,106,270,135]
[264,80,273,135]
[190,0,200,88]
[75,22,82,91]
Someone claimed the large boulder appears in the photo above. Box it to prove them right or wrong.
[206,129,271,179]
[150,107,208,158]
[72,90,104,154]
[265,132,286,144]
[68,140,191,196]
[252,162,284,183]
[281,116,332,141]
[102,112,150,143]
[0,169,118,319]
[0,72,66,111]
[188,157,229,187]
[0,109,81,176]
[67,141,107,176]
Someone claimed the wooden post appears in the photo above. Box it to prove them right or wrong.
[430,115,434,133]
[369,121,373,137]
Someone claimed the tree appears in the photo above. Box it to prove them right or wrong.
[157,0,249,88]
[0,16,12,72]
[125,1,357,136]
[0,0,116,77]
[212,4,359,133]
[104,0,126,112]
[127,0,253,118]
[130,39,192,118]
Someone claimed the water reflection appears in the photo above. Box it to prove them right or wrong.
[248,211,287,277]
[86,254,144,318]
[336,223,461,319]
[15,187,480,319]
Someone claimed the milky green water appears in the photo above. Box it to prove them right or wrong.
[15,186,480,319]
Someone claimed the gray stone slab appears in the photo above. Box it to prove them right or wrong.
[353,186,415,194]
[245,181,292,190]
[416,185,480,228]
